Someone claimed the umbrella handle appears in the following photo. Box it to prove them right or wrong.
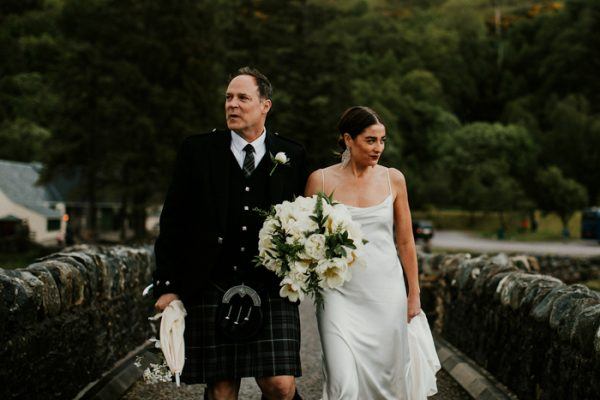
[175,372,181,387]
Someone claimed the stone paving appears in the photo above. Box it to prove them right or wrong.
[123,300,470,399]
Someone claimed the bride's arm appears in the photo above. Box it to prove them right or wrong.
[304,169,323,196]
[390,168,421,322]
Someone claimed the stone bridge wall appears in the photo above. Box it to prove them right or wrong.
[534,254,600,284]
[419,252,600,400]
[0,245,154,400]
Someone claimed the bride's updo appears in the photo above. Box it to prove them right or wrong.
[337,106,383,151]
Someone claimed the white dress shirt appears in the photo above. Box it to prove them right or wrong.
[230,129,267,170]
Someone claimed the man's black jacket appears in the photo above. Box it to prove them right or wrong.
[153,129,308,300]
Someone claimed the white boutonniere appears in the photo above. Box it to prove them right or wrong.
[270,151,290,176]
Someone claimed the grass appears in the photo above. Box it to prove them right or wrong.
[0,247,58,270]
[412,209,584,241]
[583,280,600,292]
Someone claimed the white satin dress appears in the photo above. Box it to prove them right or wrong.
[317,169,440,399]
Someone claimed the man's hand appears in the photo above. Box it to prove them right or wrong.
[155,293,179,311]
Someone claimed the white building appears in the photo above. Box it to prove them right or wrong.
[0,159,66,246]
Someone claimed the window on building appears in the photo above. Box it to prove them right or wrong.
[47,219,61,232]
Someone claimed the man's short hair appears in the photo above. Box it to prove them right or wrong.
[230,67,273,100]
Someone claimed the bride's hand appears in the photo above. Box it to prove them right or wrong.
[407,293,421,323]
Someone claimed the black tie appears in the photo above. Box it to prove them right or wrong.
[242,144,255,177]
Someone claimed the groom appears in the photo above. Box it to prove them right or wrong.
[153,67,307,400]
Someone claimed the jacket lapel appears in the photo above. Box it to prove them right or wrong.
[265,132,285,204]
[210,130,231,232]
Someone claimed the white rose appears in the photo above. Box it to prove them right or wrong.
[304,233,327,260]
[293,196,317,213]
[290,260,310,275]
[258,236,275,253]
[315,258,350,289]
[285,218,317,241]
[279,276,304,302]
[287,266,309,291]
[258,217,279,241]
[275,201,295,224]
[324,205,351,233]
[275,152,288,164]
[260,251,283,274]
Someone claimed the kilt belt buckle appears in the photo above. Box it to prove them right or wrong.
[222,284,262,325]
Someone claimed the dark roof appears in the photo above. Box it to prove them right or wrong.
[0,159,63,218]
[0,215,22,222]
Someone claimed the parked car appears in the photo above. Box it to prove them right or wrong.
[412,220,434,241]
[581,207,600,242]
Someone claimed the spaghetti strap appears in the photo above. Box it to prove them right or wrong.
[321,169,325,193]
[386,168,392,196]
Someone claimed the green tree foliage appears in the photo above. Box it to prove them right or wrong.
[2,0,599,239]
[41,0,224,237]
[440,122,535,228]
[0,0,60,161]
[0,118,50,161]
[536,165,588,236]
[543,95,600,204]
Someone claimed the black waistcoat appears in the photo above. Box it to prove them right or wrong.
[210,152,280,293]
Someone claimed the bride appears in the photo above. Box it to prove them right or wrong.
[305,106,440,399]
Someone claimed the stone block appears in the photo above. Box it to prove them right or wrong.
[26,265,61,317]
[422,251,600,399]
[548,288,600,342]
[571,303,600,355]
[496,272,537,309]
[530,285,573,323]
[519,276,563,311]
[0,245,154,400]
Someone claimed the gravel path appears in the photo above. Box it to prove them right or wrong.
[123,300,469,399]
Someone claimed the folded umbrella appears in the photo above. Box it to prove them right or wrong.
[160,299,187,386]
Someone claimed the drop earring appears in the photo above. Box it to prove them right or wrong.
[340,147,351,168]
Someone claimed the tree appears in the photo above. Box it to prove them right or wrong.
[43,0,224,239]
[542,95,600,204]
[0,118,50,161]
[440,122,535,230]
[0,1,60,162]
[536,166,588,237]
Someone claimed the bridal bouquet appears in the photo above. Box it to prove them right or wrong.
[255,192,367,306]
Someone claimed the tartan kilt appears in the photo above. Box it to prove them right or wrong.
[181,286,302,383]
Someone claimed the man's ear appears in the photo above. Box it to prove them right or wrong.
[262,99,272,114]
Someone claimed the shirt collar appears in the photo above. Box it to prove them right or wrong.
[230,128,267,152]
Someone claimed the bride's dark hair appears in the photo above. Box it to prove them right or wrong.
[337,106,383,151]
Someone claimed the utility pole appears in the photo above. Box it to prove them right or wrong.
[494,0,502,36]
[493,0,503,66]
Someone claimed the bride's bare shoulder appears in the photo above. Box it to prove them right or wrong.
[306,168,328,195]
[322,163,343,172]
[387,167,407,187]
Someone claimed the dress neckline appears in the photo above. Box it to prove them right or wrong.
[344,194,393,210]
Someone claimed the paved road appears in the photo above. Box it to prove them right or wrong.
[430,230,600,257]
[124,300,469,399]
